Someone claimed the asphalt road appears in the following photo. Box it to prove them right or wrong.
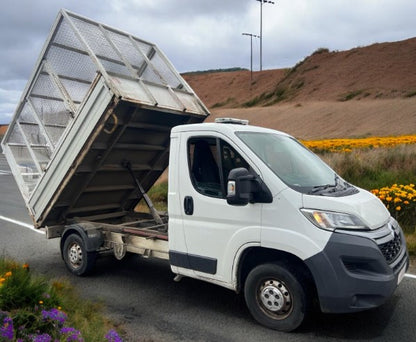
[1,154,416,341]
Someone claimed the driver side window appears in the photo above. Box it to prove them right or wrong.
[188,137,249,198]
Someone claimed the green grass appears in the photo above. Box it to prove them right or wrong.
[319,145,416,189]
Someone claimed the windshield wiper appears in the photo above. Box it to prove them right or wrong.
[310,174,340,194]
[310,183,336,194]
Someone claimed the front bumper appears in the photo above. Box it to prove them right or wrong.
[305,218,408,313]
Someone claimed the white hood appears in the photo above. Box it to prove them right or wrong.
[302,188,390,230]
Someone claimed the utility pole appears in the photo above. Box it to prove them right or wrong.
[242,33,259,80]
[256,0,275,71]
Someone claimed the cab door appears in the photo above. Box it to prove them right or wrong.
[171,133,262,285]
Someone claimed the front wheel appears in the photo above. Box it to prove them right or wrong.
[62,233,97,276]
[244,263,309,332]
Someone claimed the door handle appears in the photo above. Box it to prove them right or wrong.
[184,196,194,215]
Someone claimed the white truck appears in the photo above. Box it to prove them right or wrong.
[2,10,408,332]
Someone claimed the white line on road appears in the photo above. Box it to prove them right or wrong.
[0,215,45,235]
[405,273,416,279]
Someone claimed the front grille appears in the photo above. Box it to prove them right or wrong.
[379,232,402,264]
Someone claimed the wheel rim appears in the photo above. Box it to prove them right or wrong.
[68,242,83,270]
[258,279,293,320]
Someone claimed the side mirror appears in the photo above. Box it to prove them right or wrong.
[226,168,273,206]
[226,168,253,205]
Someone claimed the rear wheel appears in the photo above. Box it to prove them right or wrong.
[62,234,97,276]
[244,263,309,332]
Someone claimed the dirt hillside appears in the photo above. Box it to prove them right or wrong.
[183,37,416,139]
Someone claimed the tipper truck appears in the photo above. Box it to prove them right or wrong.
[2,9,409,332]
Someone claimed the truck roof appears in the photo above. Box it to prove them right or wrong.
[172,120,291,137]
[1,9,209,228]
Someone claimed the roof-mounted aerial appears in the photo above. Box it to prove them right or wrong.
[215,118,249,125]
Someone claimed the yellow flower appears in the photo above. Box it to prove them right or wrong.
[386,197,393,202]
[4,271,12,278]
[39,300,44,305]
[0,277,5,283]
[22,263,29,269]
[396,206,401,211]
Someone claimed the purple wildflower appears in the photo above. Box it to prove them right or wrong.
[60,327,84,342]
[31,333,52,342]
[41,308,67,325]
[105,329,123,342]
[0,317,14,340]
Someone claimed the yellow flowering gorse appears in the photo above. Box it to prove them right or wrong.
[302,135,416,153]
[371,184,416,225]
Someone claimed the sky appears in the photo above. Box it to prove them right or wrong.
[1,0,416,124]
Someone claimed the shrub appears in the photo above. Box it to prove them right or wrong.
[0,258,124,341]
[371,184,416,227]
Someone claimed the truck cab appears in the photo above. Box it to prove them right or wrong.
[168,118,408,331]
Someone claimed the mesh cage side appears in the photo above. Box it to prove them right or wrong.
[31,72,62,99]
[30,97,70,146]
[69,15,132,78]
[148,50,184,89]
[106,30,147,75]
[53,16,85,51]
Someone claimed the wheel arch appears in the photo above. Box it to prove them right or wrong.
[235,246,318,300]
[60,223,104,257]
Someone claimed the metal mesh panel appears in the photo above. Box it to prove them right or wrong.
[19,123,48,146]
[131,37,153,57]
[9,144,40,194]
[32,146,51,168]
[53,16,85,51]
[140,65,164,85]
[108,76,153,105]
[60,78,90,104]
[146,84,182,110]
[46,45,96,83]
[8,123,40,196]
[107,31,147,74]
[175,92,203,114]
[30,97,70,145]
[70,16,131,77]
[100,59,131,78]
[19,103,37,124]
[148,51,184,89]
[8,124,25,145]
[32,71,61,99]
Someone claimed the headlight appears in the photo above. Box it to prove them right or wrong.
[301,209,369,231]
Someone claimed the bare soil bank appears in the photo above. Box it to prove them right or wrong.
[209,98,416,140]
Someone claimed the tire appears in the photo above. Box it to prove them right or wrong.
[62,233,97,276]
[244,263,309,332]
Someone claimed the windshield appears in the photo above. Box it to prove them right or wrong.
[236,132,356,195]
